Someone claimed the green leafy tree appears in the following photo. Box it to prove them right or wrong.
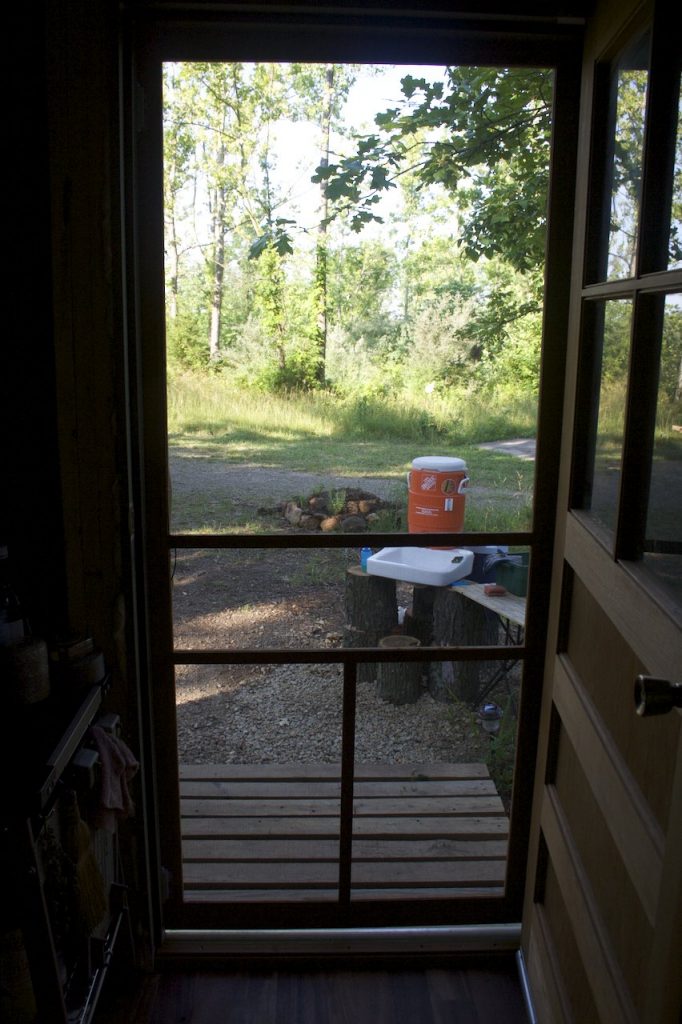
[253,243,287,373]
[607,68,648,279]
[165,265,210,372]
[163,62,549,394]
[312,66,553,275]
[163,65,202,356]
[405,293,475,390]
[327,240,398,343]
[164,62,297,366]
[661,303,682,407]
[250,63,358,383]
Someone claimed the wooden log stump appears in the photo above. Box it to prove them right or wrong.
[403,584,436,646]
[429,587,499,704]
[344,567,398,682]
[376,634,422,705]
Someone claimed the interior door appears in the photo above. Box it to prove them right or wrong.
[522,2,682,1022]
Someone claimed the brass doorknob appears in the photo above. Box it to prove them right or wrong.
[634,676,682,717]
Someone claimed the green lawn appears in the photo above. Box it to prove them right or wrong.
[167,376,537,533]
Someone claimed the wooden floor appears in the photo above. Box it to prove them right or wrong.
[180,762,508,902]
[98,961,529,1024]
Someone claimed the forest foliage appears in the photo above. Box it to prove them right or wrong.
[163,62,548,397]
[162,61,682,421]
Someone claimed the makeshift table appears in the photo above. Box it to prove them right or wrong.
[452,581,526,705]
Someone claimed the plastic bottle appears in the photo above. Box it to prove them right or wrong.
[360,547,372,572]
[0,544,26,646]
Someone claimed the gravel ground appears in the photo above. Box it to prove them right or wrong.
[170,451,521,768]
[175,661,489,765]
[169,449,404,517]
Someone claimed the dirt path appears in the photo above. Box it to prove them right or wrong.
[169,448,402,511]
[169,441,533,528]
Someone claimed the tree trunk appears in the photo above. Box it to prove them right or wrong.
[167,208,180,321]
[344,566,397,682]
[429,588,499,704]
[208,146,227,363]
[314,64,335,386]
[376,634,422,705]
[403,584,436,646]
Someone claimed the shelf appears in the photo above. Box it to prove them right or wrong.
[2,676,122,1024]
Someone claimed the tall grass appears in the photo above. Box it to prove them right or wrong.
[167,371,538,447]
[597,381,682,454]
[167,373,335,440]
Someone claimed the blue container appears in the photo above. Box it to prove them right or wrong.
[467,546,509,583]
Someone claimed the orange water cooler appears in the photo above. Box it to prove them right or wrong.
[407,456,469,535]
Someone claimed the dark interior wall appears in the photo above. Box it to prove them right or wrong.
[6,2,66,636]
[46,0,129,671]
[6,0,155,956]
[6,0,132,692]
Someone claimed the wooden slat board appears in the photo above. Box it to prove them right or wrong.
[182,838,509,860]
[179,762,508,902]
[179,762,492,780]
[183,860,506,888]
[182,796,505,818]
[184,886,506,903]
[455,582,526,629]
[180,779,496,799]
[182,815,509,839]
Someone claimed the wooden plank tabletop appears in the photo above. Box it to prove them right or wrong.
[451,581,526,628]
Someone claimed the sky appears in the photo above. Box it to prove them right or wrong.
[272,64,449,241]
[163,62,452,259]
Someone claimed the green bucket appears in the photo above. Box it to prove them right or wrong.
[496,553,529,597]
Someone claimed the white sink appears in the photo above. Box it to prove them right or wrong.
[366,547,474,587]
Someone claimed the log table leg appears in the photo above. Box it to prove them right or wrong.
[344,567,398,681]
[429,587,499,704]
[403,583,436,646]
[377,634,422,705]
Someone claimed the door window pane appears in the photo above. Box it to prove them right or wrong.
[582,300,633,534]
[606,33,650,281]
[643,294,682,603]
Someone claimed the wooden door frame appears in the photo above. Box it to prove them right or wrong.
[125,1,586,940]
[522,0,682,1018]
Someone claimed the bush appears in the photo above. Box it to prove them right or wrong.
[486,312,542,394]
[402,294,475,391]
[166,306,210,371]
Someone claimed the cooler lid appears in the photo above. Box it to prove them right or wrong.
[411,456,467,472]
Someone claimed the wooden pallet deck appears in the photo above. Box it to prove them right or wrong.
[180,763,508,902]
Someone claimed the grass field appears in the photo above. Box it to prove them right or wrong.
[167,374,538,532]
[167,372,539,449]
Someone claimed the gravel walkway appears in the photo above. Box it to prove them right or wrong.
[170,447,404,500]
[176,662,489,766]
